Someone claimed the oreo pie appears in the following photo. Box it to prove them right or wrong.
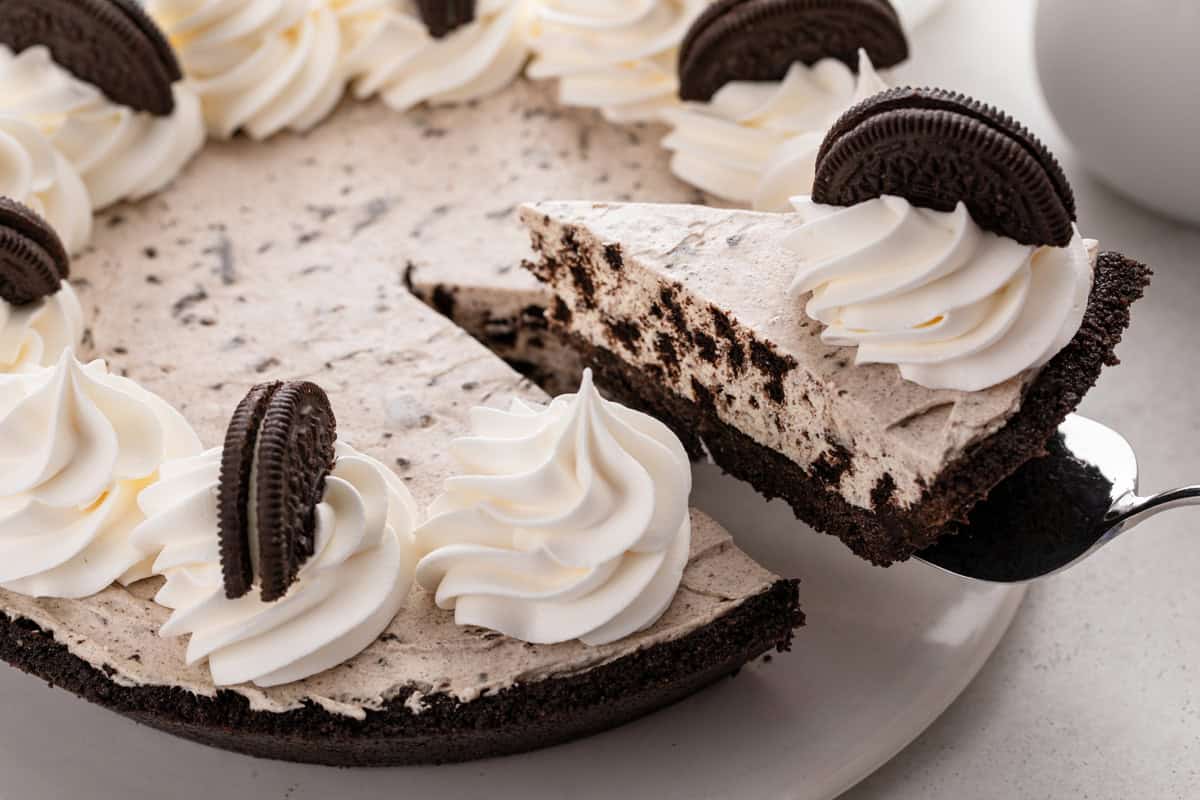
[522,88,1150,565]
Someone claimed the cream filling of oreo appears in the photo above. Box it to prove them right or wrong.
[245,433,265,580]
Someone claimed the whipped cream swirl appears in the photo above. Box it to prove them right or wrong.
[0,116,92,254]
[663,50,888,210]
[0,46,205,210]
[0,280,84,373]
[526,0,707,123]
[784,195,1096,392]
[339,0,429,101]
[414,370,692,646]
[345,0,530,112]
[0,353,202,598]
[148,0,358,139]
[134,442,419,687]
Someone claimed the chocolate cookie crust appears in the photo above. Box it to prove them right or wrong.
[0,580,802,766]
[534,247,1149,565]
[918,432,1117,582]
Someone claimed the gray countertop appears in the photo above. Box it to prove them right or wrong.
[845,1,1200,797]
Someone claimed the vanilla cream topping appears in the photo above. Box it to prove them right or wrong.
[147,0,349,139]
[0,354,202,598]
[526,0,707,123]
[663,50,888,210]
[349,0,531,112]
[0,45,205,210]
[415,370,692,646]
[0,116,92,254]
[785,195,1097,392]
[133,441,419,687]
[0,282,84,374]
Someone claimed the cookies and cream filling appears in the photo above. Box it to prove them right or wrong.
[414,370,692,646]
[0,45,205,212]
[663,50,889,211]
[0,353,202,599]
[784,196,1096,392]
[521,200,1054,511]
[133,442,419,687]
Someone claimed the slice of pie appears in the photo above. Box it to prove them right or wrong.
[520,90,1151,565]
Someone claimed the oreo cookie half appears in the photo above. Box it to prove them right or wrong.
[678,0,908,103]
[813,87,1077,247]
[218,381,338,602]
[0,0,181,115]
[417,0,477,39]
[254,382,338,602]
[0,197,69,306]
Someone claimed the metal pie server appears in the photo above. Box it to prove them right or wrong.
[917,415,1199,583]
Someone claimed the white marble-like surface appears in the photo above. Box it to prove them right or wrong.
[845,1,1200,797]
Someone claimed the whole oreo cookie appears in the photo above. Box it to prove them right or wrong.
[417,0,477,39]
[678,0,908,102]
[218,381,337,602]
[218,382,281,600]
[0,0,181,115]
[0,197,69,306]
[813,87,1076,247]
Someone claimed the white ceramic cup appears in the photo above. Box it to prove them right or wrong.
[1035,0,1200,225]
